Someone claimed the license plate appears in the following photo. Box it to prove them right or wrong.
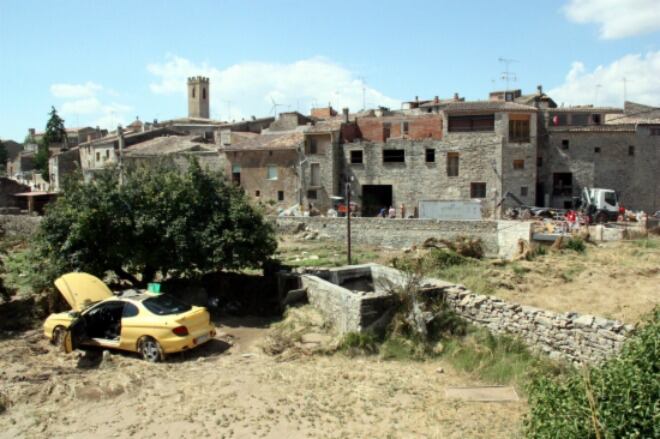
[195,334,210,344]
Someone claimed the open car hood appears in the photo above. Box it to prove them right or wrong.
[54,273,113,311]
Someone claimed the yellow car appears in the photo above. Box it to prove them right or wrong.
[44,272,216,362]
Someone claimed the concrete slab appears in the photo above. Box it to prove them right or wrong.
[444,386,519,402]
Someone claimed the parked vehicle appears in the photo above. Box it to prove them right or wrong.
[43,273,216,362]
[579,187,621,223]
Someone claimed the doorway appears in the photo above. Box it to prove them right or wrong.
[362,185,392,217]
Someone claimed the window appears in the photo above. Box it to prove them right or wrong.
[520,186,528,197]
[277,191,284,201]
[96,152,100,161]
[232,164,241,185]
[143,294,192,316]
[306,138,318,154]
[192,87,195,98]
[255,190,260,197]
[202,88,206,99]
[383,123,391,140]
[307,190,317,199]
[402,121,409,136]
[310,163,321,186]
[105,149,110,159]
[591,114,601,125]
[594,147,601,153]
[553,173,572,196]
[267,166,278,180]
[448,114,495,132]
[447,152,459,177]
[383,149,405,163]
[470,182,487,198]
[571,114,589,126]
[425,148,435,163]
[350,150,363,164]
[513,159,525,170]
[122,303,139,318]
[604,191,617,206]
[509,119,530,142]
[561,139,569,150]
[537,157,543,167]
[628,145,635,156]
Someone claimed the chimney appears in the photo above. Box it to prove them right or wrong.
[453,92,459,101]
[537,84,543,96]
[342,107,349,123]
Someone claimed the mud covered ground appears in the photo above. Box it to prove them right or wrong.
[0,317,525,439]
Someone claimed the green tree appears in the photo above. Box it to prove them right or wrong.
[34,107,68,181]
[35,159,277,286]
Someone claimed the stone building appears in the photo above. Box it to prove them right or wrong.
[187,76,210,119]
[537,102,660,212]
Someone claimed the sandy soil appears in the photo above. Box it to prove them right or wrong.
[0,319,524,439]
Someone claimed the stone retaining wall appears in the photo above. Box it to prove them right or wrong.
[430,281,634,364]
[0,214,41,237]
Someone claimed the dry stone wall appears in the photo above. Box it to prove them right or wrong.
[0,214,41,237]
[433,282,634,364]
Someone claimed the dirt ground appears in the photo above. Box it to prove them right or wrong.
[0,317,525,439]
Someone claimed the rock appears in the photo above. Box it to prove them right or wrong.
[574,315,595,327]
[435,367,444,374]
[593,316,612,329]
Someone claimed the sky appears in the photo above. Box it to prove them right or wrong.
[1,0,659,141]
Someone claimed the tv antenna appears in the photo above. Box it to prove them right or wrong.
[498,57,518,91]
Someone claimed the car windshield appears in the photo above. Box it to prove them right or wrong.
[143,294,192,316]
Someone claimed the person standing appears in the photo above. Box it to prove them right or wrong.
[400,203,406,219]
[388,206,396,218]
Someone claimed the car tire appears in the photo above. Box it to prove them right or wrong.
[52,326,65,350]
[138,337,164,363]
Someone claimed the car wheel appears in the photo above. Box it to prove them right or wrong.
[138,337,164,362]
[52,326,65,350]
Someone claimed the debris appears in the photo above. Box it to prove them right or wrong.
[435,367,444,374]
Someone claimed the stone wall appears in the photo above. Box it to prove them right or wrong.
[275,216,500,256]
[0,214,41,236]
[287,263,634,364]
[436,282,634,364]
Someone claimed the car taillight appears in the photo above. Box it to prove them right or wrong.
[172,326,189,336]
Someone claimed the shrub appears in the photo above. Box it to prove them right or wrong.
[340,332,380,356]
[525,308,659,438]
[566,237,586,253]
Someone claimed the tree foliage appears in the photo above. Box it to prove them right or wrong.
[43,106,68,145]
[525,308,659,438]
[0,140,7,168]
[35,160,277,286]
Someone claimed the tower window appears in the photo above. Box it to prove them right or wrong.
[192,87,195,98]
[202,88,206,99]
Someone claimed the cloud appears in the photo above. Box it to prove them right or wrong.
[50,82,103,99]
[50,82,131,129]
[147,55,401,120]
[563,0,660,39]
[548,51,660,107]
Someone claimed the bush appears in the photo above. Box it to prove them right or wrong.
[566,237,586,253]
[340,332,380,356]
[525,309,659,438]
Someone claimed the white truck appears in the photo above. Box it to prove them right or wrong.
[580,187,620,223]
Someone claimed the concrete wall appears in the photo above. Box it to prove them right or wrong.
[275,216,500,256]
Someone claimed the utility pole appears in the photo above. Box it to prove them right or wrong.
[346,181,352,265]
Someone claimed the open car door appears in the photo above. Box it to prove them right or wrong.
[63,315,87,354]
